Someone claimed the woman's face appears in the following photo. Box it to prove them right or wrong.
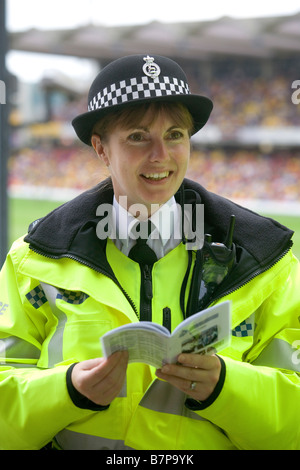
[92,107,191,216]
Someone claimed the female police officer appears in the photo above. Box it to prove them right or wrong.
[0,54,299,450]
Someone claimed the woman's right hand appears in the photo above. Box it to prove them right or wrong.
[71,351,129,406]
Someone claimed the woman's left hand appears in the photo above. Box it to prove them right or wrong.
[155,353,221,401]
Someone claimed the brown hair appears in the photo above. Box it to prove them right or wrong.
[91,101,194,143]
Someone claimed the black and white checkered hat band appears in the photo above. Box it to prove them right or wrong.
[88,76,190,111]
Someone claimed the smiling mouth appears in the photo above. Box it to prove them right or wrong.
[142,171,170,181]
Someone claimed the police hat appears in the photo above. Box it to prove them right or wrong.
[72,54,213,145]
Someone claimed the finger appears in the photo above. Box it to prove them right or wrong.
[96,351,128,385]
[157,357,220,386]
[156,367,192,390]
[157,363,197,383]
[72,352,129,405]
[72,351,128,393]
[74,351,126,373]
[76,357,106,371]
[91,351,129,393]
[177,353,219,370]
[86,351,129,384]
[155,367,218,401]
[92,354,129,404]
[94,362,127,399]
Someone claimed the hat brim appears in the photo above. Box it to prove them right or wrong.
[72,93,213,146]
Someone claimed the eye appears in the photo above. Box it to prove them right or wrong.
[167,129,185,140]
[128,132,147,142]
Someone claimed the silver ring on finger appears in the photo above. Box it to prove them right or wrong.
[190,381,196,391]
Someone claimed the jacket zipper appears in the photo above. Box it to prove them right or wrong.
[29,247,139,319]
[163,307,171,332]
[139,264,153,322]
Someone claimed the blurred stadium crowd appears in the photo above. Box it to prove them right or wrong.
[186,148,300,201]
[8,144,300,202]
[193,68,300,130]
[7,57,300,202]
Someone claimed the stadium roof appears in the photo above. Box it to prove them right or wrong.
[9,13,300,62]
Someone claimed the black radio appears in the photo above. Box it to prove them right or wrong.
[188,215,236,314]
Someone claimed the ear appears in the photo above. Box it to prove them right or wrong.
[91,134,110,166]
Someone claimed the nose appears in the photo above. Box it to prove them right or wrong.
[148,138,170,162]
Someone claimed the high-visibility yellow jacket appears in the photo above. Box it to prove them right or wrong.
[0,179,300,450]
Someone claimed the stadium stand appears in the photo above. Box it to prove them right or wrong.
[6,14,300,207]
[8,145,300,202]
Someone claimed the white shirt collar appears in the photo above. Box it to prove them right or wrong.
[150,197,180,245]
[112,196,181,257]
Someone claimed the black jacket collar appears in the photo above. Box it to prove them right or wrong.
[24,178,293,274]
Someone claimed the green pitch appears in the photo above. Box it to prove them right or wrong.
[263,213,300,261]
[8,197,62,247]
[7,197,300,261]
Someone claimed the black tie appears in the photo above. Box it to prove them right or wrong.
[129,221,157,265]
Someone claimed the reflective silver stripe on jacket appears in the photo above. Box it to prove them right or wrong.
[54,379,208,450]
[252,337,300,372]
[40,282,68,367]
[140,378,207,420]
[0,336,40,364]
[54,430,133,450]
